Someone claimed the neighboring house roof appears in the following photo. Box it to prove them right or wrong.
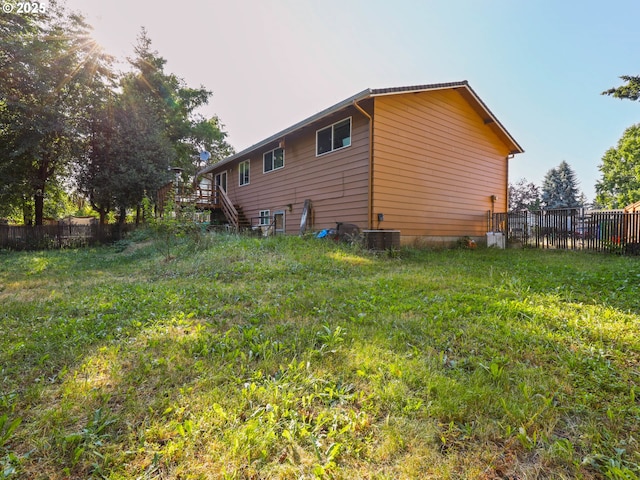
[624,200,640,212]
[199,81,523,176]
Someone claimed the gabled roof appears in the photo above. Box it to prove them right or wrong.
[199,81,523,175]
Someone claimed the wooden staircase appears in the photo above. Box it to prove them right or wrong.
[157,182,249,232]
[234,205,251,231]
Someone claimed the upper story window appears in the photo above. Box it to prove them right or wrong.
[263,147,284,173]
[316,117,351,156]
[239,160,250,186]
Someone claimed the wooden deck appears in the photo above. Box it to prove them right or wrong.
[158,182,218,209]
[157,182,242,230]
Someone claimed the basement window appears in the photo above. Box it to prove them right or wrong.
[263,147,284,173]
[316,117,351,156]
[259,210,270,226]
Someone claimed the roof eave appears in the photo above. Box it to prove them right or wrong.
[199,81,524,176]
[457,83,524,155]
[198,88,372,176]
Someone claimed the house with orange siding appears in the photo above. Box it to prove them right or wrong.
[196,81,524,245]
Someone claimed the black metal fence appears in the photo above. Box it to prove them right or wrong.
[493,208,640,254]
[0,224,132,250]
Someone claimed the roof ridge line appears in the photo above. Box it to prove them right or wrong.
[198,80,521,176]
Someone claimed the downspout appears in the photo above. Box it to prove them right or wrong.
[353,99,373,229]
[506,152,515,212]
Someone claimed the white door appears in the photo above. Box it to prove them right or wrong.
[215,172,227,192]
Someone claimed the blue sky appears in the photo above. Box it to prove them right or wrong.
[64,0,640,202]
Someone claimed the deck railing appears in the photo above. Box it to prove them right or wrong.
[158,182,216,209]
[157,182,240,231]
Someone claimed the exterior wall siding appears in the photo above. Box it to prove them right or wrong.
[208,107,370,233]
[372,89,510,239]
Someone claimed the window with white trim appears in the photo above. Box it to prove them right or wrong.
[263,147,284,173]
[316,117,351,156]
[239,160,250,186]
[259,210,270,226]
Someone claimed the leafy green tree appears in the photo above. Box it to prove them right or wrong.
[78,94,117,224]
[78,75,174,227]
[0,3,113,225]
[191,116,235,168]
[595,124,640,208]
[541,161,582,209]
[0,11,41,222]
[508,178,541,212]
[2,17,232,226]
[602,75,640,101]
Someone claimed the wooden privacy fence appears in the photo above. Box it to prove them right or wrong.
[0,224,132,250]
[493,208,640,254]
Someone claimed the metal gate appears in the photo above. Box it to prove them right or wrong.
[492,209,640,254]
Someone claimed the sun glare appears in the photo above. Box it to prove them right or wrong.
[326,251,372,266]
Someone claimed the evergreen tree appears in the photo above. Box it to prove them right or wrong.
[541,161,581,209]
[126,29,233,176]
[602,75,640,101]
[110,79,175,224]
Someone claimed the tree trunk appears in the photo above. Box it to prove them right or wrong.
[118,205,126,225]
[35,156,49,226]
[22,198,33,226]
[34,189,44,226]
[116,205,127,240]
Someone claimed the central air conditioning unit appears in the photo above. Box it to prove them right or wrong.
[363,230,400,250]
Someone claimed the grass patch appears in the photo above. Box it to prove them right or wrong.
[0,233,639,478]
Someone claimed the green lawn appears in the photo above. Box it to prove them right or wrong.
[1,233,639,479]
